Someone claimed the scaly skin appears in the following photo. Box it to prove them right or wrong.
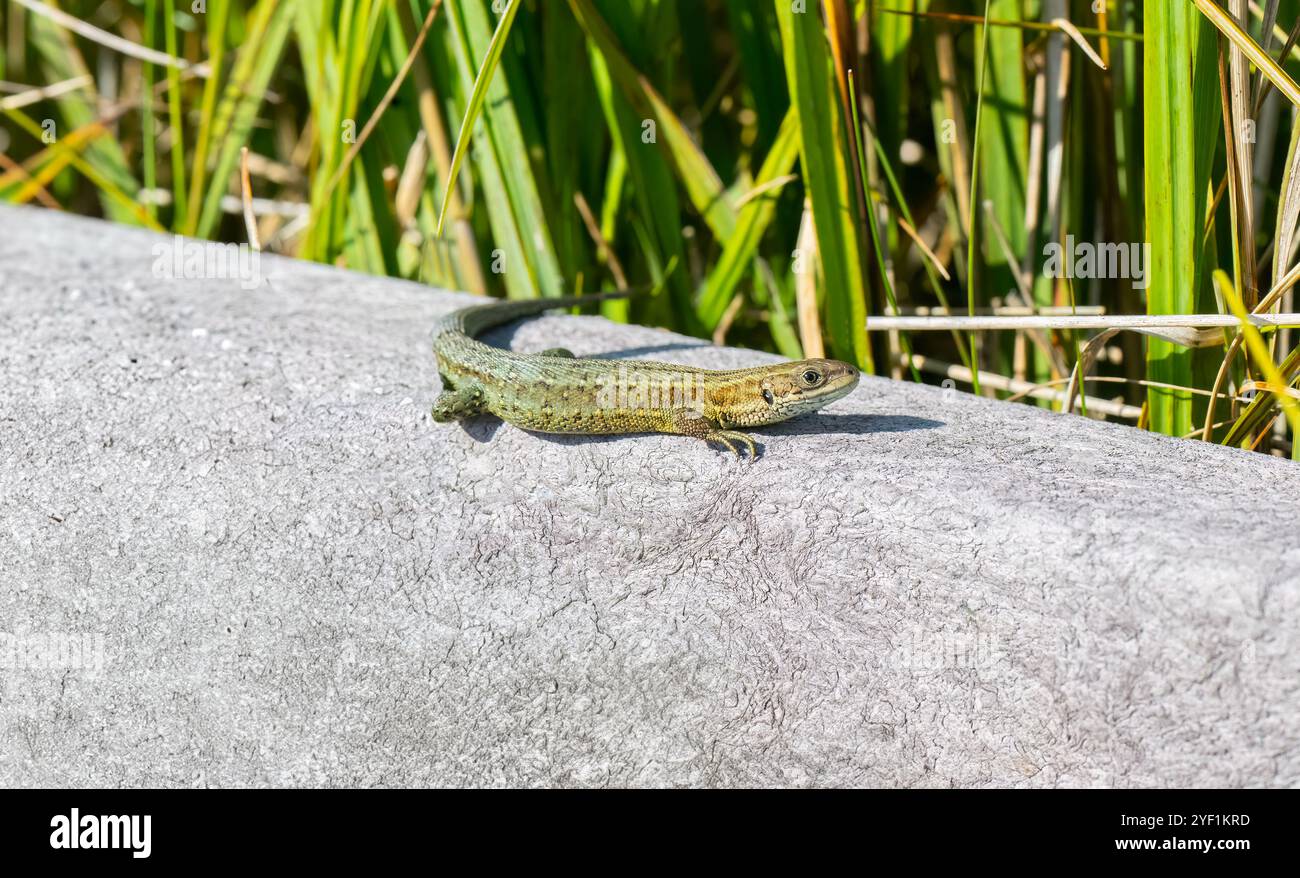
[431,292,860,457]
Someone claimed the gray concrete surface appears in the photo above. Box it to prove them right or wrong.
[1,206,1297,788]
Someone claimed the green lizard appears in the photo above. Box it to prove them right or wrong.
[431,292,860,457]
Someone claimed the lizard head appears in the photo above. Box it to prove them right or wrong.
[714,358,860,427]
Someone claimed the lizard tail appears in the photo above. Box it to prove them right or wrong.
[438,287,645,339]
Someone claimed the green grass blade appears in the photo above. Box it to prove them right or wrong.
[588,40,698,329]
[977,0,1027,331]
[774,0,871,371]
[441,0,564,298]
[697,108,799,328]
[1213,270,1300,439]
[964,0,994,395]
[162,0,187,227]
[567,0,736,241]
[724,0,787,155]
[1144,0,1222,436]
[142,0,158,221]
[24,5,140,223]
[196,0,295,240]
[435,0,523,238]
[183,0,231,235]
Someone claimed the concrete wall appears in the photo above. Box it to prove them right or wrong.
[1,207,1296,787]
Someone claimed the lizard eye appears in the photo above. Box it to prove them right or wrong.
[762,388,775,406]
[802,369,822,386]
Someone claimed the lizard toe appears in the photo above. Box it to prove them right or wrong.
[706,430,759,458]
[707,434,739,456]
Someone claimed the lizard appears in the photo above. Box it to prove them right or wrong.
[430,291,860,457]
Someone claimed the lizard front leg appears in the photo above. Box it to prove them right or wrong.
[671,410,759,459]
[431,380,488,422]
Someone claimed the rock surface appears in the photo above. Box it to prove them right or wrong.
[1,207,1296,787]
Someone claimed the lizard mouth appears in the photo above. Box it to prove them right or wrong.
[816,361,860,401]
[814,377,858,408]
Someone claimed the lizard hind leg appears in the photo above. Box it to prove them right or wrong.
[431,380,488,423]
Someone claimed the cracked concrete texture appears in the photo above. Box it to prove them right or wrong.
[1,206,1297,788]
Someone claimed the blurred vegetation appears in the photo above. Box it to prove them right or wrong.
[4,0,1300,457]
